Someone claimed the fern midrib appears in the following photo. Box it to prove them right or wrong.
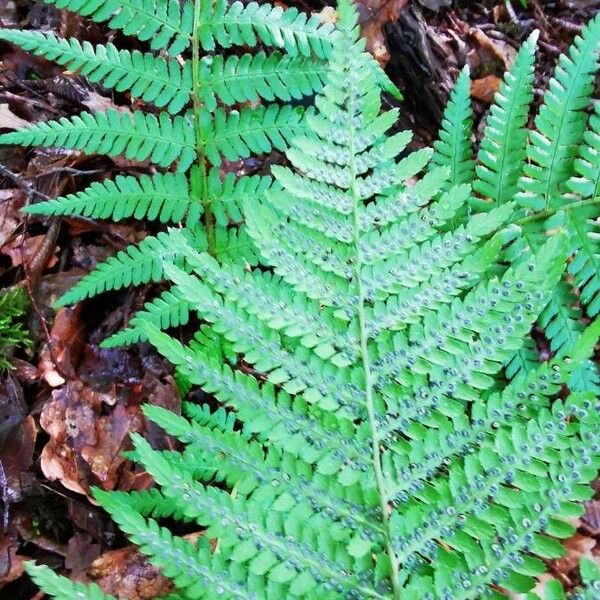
[348,91,401,596]
[191,0,216,255]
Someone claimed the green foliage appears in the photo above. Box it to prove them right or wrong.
[431,15,600,389]
[473,31,537,208]
[0,0,335,344]
[28,3,600,599]
[1,110,196,169]
[0,287,31,371]
[431,66,474,190]
[25,563,115,600]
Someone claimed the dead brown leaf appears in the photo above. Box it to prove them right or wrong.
[470,28,516,71]
[38,305,85,386]
[356,0,410,65]
[471,75,502,103]
[1,233,59,268]
[88,532,203,600]
[65,532,101,578]
[88,545,173,600]
[552,533,596,577]
[39,380,141,497]
[0,189,21,248]
[0,104,29,130]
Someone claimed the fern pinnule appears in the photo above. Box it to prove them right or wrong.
[198,52,325,111]
[563,103,600,317]
[101,288,190,348]
[25,563,115,600]
[0,30,191,114]
[517,13,600,211]
[0,110,196,170]
[430,66,474,190]
[40,0,194,55]
[474,30,538,208]
[54,230,192,307]
[21,173,197,224]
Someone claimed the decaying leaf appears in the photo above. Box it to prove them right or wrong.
[88,532,202,600]
[0,104,28,130]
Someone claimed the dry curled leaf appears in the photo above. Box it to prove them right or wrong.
[88,532,203,600]
[0,104,29,130]
[39,381,143,497]
[471,74,502,103]
[552,533,596,577]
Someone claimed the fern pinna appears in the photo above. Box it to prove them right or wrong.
[0,0,338,346]
[26,2,600,598]
[432,19,600,391]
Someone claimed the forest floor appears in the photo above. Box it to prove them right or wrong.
[0,0,599,598]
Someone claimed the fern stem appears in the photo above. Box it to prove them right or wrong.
[517,196,600,225]
[348,101,401,597]
[191,0,215,255]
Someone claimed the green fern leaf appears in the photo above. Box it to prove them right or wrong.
[196,0,334,57]
[198,51,325,112]
[25,563,115,600]
[474,31,538,207]
[56,230,201,307]
[564,103,600,316]
[0,30,191,113]
[201,104,308,166]
[0,110,196,170]
[41,0,194,55]
[518,13,600,211]
[0,0,330,346]
[101,287,190,348]
[431,66,475,190]
[23,3,600,600]
[23,173,198,225]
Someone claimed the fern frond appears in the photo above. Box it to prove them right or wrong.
[0,31,191,113]
[196,0,334,57]
[431,66,475,190]
[474,31,538,207]
[25,563,115,600]
[101,287,190,348]
[23,173,197,225]
[140,4,596,596]
[41,0,194,55]
[27,4,600,600]
[564,104,600,316]
[518,13,600,211]
[198,51,325,112]
[0,110,196,170]
[200,104,308,166]
[56,230,200,307]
